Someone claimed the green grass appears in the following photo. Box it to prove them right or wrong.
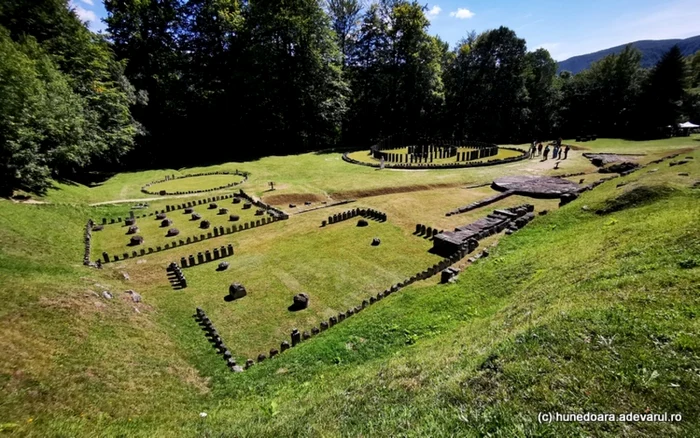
[39,135,697,206]
[0,137,698,436]
[91,200,261,257]
[145,174,246,194]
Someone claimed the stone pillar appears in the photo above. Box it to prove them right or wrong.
[280,340,290,352]
[227,244,234,256]
[320,321,329,331]
[189,254,196,266]
[205,250,212,262]
[291,328,301,346]
[181,257,188,268]
[102,252,109,263]
[213,248,220,259]
[197,252,205,264]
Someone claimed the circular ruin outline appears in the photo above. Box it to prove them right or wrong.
[343,140,528,170]
[141,170,249,196]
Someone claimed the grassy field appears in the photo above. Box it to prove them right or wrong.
[0,136,698,436]
[39,136,696,205]
[92,199,261,257]
[145,174,246,194]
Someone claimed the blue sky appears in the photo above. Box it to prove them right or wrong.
[70,0,700,61]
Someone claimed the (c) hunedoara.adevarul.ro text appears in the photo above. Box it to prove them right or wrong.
[538,412,682,424]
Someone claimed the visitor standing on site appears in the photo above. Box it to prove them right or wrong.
[564,144,571,159]
[543,145,551,160]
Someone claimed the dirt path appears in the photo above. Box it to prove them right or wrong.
[89,193,208,206]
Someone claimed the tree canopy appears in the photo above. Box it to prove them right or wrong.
[1,0,699,194]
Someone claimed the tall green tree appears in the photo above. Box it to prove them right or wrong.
[180,0,245,155]
[634,45,687,136]
[326,0,362,68]
[0,0,140,194]
[445,27,527,142]
[105,0,183,164]
[241,0,348,153]
[560,45,642,137]
[343,2,391,143]
[523,48,559,139]
[389,2,444,136]
[1,29,87,194]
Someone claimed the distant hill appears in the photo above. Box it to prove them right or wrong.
[557,35,700,74]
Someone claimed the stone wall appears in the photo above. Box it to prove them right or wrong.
[237,189,289,220]
[445,190,516,216]
[433,204,535,256]
[83,219,94,266]
[194,308,243,372]
[141,170,249,195]
[99,215,277,264]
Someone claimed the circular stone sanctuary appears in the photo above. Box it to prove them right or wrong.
[142,170,248,196]
[492,176,582,197]
[343,136,527,169]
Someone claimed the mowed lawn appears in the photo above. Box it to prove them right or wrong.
[148,216,441,360]
[42,135,699,205]
[91,199,262,257]
[108,205,441,366]
[145,174,246,194]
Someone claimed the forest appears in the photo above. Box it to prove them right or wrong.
[1,0,700,195]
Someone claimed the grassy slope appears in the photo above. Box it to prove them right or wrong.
[0,138,698,436]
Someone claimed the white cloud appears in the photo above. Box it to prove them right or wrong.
[449,8,475,19]
[80,0,94,5]
[427,6,442,17]
[71,3,98,24]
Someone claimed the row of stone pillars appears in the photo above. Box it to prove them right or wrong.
[99,216,276,264]
[323,208,387,226]
[179,244,234,268]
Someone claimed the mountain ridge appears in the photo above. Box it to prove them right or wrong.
[557,35,700,74]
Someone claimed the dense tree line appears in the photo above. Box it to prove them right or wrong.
[1,0,699,194]
[0,0,141,195]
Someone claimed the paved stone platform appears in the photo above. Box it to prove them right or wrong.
[583,153,644,167]
[492,176,581,198]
